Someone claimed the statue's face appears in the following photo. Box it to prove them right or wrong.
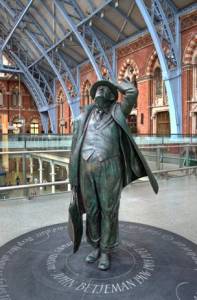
[95,85,111,100]
[94,85,115,109]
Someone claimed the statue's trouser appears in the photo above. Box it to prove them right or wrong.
[80,156,123,253]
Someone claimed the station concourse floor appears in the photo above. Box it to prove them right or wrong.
[0,174,197,247]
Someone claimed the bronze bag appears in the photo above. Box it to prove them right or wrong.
[68,189,83,253]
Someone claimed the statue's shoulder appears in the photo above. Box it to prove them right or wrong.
[73,104,95,130]
[80,104,95,119]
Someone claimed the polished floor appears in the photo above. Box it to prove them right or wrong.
[0,175,197,247]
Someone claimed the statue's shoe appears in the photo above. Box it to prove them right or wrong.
[85,249,100,263]
[98,253,110,271]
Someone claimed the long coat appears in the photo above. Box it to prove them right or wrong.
[69,103,159,194]
[68,103,159,252]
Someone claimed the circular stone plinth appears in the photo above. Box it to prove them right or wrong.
[0,222,197,300]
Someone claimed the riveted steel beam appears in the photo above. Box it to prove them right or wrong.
[69,0,115,80]
[54,0,102,79]
[56,52,78,92]
[0,7,55,105]
[39,0,65,38]
[0,66,22,73]
[26,31,77,106]
[54,0,116,80]
[0,0,34,52]
[20,1,80,99]
[27,0,114,69]
[135,0,182,134]
[10,50,48,108]
[0,0,15,18]
[109,2,141,31]
[2,0,80,124]
[0,3,53,132]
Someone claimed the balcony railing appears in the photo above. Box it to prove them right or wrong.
[0,134,197,200]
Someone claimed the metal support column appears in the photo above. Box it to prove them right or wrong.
[135,0,182,134]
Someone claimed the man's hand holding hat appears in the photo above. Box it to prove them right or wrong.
[112,74,138,95]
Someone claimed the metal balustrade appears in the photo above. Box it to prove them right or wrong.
[0,135,197,200]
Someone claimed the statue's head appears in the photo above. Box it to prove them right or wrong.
[90,80,118,110]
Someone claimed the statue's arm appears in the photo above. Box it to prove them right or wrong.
[118,79,138,117]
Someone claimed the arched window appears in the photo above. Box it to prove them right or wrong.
[82,80,91,106]
[12,117,25,134]
[124,65,134,82]
[127,114,137,133]
[30,119,39,134]
[84,87,90,104]
[12,90,19,107]
[154,67,162,97]
[191,51,197,134]
[0,90,3,106]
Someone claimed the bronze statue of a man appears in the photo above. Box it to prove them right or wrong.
[69,78,158,271]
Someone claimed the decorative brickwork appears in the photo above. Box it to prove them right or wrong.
[183,33,197,65]
[118,58,139,82]
[117,35,152,59]
[181,12,197,32]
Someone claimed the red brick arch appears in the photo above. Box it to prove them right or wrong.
[146,47,172,76]
[183,33,197,65]
[118,58,139,82]
[146,50,158,76]
[10,114,25,123]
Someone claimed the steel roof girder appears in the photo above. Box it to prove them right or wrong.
[56,52,79,94]
[69,0,84,20]
[55,0,115,80]
[54,0,102,80]
[89,27,115,80]
[152,0,179,68]
[109,2,141,31]
[33,66,55,100]
[0,0,34,52]
[135,0,182,134]
[40,0,65,37]
[9,50,48,109]
[16,0,55,48]
[0,65,22,73]
[0,0,15,18]
[27,0,114,69]
[26,30,79,118]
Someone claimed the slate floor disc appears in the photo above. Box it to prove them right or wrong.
[0,222,197,300]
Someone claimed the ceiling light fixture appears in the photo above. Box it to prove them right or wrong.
[100,11,104,18]
[115,1,119,8]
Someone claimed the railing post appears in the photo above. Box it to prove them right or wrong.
[50,161,55,193]
[156,147,161,170]
[185,145,189,167]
